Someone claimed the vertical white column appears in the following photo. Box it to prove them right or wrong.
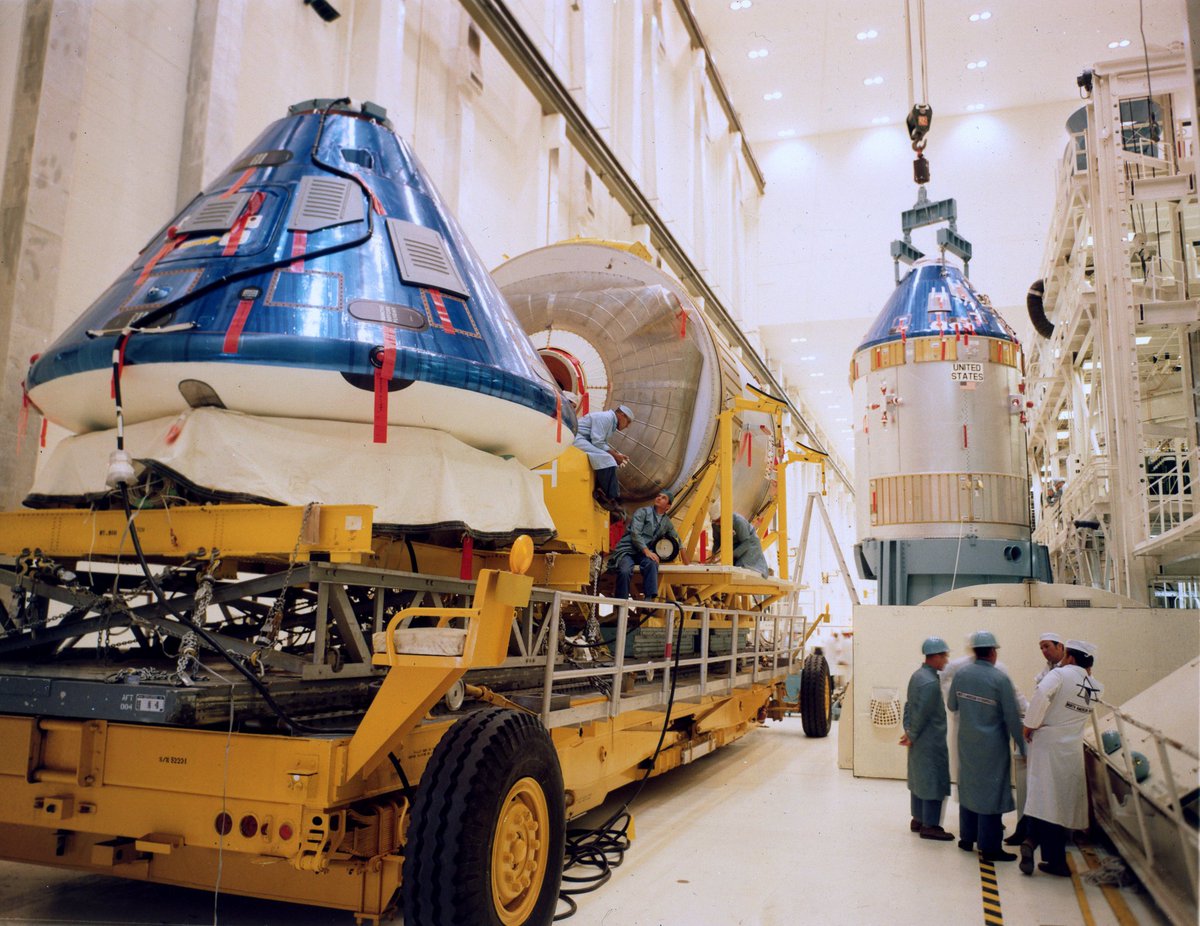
[0,0,94,508]
[1088,68,1150,602]
[537,113,568,245]
[347,0,408,118]
[177,0,245,209]
[690,47,707,269]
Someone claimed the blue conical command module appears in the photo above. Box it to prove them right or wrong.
[26,99,573,468]
[855,258,1015,353]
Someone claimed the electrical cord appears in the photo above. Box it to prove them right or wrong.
[554,602,687,920]
[84,99,378,365]
[118,482,354,736]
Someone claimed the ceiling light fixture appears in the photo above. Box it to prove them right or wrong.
[809,372,825,378]
[966,59,988,69]
[856,29,879,40]
[729,0,752,9]
[818,389,834,394]
[863,76,884,86]
[763,91,783,101]
[969,11,992,22]
[871,116,890,124]
[1135,335,1152,344]
[748,48,769,59]
[1108,38,1131,48]
[790,337,807,343]
[778,129,796,138]
[966,103,986,111]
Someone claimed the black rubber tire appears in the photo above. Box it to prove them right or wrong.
[401,707,566,926]
[800,652,832,738]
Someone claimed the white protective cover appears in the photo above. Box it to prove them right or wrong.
[30,407,555,539]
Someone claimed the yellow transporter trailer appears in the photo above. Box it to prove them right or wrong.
[0,493,821,925]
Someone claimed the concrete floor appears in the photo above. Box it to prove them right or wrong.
[0,715,1173,926]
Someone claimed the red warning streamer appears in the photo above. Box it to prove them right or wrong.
[373,327,397,444]
[15,384,29,455]
[460,534,474,580]
[353,173,386,215]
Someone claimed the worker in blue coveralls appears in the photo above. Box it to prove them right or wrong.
[947,630,1025,862]
[572,404,633,506]
[900,637,954,841]
[610,489,688,600]
[709,507,770,577]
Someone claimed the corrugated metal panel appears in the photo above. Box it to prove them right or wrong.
[175,193,250,234]
[288,175,365,232]
[386,219,469,298]
[870,472,1027,527]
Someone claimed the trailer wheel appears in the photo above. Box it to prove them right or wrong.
[401,707,565,926]
[800,652,832,738]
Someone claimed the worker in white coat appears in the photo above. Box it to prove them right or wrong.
[1019,640,1102,877]
[1006,631,1067,846]
[572,405,633,505]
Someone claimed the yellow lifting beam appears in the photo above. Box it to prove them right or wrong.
[0,504,374,562]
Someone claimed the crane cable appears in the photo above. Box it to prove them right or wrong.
[903,0,933,183]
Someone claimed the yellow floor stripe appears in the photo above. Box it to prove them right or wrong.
[1076,843,1140,926]
[977,854,1004,925]
[1066,855,1098,926]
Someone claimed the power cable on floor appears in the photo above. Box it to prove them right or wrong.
[554,601,687,920]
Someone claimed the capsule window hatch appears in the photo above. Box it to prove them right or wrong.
[288,176,365,232]
[174,193,251,235]
[386,218,469,298]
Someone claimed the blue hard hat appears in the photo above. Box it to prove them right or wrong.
[1131,751,1151,782]
[1101,730,1122,754]
[922,637,950,655]
[970,630,999,648]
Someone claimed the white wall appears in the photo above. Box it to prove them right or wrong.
[55,1,194,338]
[756,100,1081,341]
[850,604,1200,780]
[0,1,25,198]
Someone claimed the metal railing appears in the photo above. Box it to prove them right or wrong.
[536,590,805,729]
[1088,697,1199,903]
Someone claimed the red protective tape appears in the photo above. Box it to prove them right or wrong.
[223,299,255,354]
[222,191,265,257]
[428,289,454,334]
[289,230,308,271]
[223,168,256,198]
[135,228,184,288]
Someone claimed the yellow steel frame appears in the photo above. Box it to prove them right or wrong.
[345,568,533,782]
[0,504,373,562]
[673,387,828,599]
[0,555,786,922]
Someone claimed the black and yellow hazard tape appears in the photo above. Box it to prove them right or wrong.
[978,856,1004,925]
